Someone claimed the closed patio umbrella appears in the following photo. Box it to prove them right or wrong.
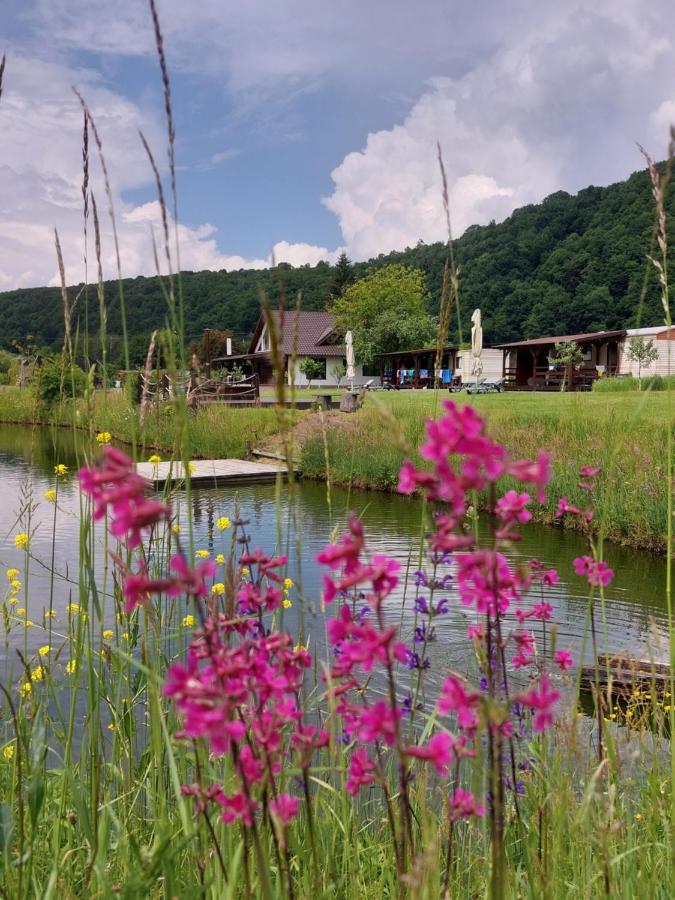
[471,308,483,387]
[345,330,356,388]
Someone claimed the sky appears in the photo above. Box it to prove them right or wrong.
[1,0,675,290]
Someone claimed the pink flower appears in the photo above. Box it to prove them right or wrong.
[517,675,560,732]
[316,513,365,573]
[448,788,485,822]
[495,490,532,525]
[437,675,480,731]
[405,731,454,776]
[506,451,551,502]
[122,566,179,614]
[353,701,402,746]
[269,793,299,826]
[467,623,483,641]
[573,556,614,588]
[532,601,553,621]
[579,465,601,478]
[217,791,258,827]
[554,649,573,671]
[345,748,377,796]
[555,497,582,518]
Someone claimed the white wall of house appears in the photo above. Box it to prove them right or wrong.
[288,356,363,387]
[618,327,675,377]
[255,325,270,353]
[454,348,503,381]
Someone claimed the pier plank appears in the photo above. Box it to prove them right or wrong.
[136,458,289,487]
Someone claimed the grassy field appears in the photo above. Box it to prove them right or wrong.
[300,389,672,551]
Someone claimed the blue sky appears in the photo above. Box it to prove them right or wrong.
[1,0,674,289]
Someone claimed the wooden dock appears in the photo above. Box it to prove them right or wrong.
[136,458,289,487]
[581,654,672,698]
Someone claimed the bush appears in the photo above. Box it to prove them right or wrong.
[35,355,88,408]
[594,374,675,392]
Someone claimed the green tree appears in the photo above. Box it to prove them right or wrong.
[298,357,325,388]
[548,340,584,391]
[626,335,659,388]
[330,252,354,297]
[331,264,433,367]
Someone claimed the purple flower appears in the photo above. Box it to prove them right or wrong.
[435,598,449,616]
[414,570,427,587]
[414,595,429,615]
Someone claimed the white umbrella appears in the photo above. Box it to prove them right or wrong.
[471,308,483,384]
[345,330,356,387]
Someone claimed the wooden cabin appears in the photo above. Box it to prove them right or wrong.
[496,330,626,391]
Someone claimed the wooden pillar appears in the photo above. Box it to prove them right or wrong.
[414,353,420,388]
[529,348,538,390]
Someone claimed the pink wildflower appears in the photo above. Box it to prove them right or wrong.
[437,674,480,731]
[555,497,582,518]
[217,791,258,827]
[345,748,377,796]
[554,649,573,671]
[516,675,560,732]
[495,490,532,525]
[353,701,402,746]
[269,793,299,826]
[579,465,601,478]
[506,451,551,502]
[573,555,614,588]
[449,788,485,821]
[405,731,454,776]
[532,601,553,621]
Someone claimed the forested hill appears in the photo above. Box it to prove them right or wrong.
[0,163,670,364]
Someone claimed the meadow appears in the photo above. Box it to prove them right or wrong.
[300,389,672,551]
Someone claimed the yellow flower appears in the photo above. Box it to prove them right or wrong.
[186,462,196,475]
[102,629,114,640]
[635,813,642,821]
[10,580,21,591]
[216,516,231,531]
[8,597,17,605]
[14,533,28,550]
[25,620,35,628]
[38,645,51,657]
[148,454,162,465]
[121,632,129,640]
[240,567,250,578]
[54,464,68,477]
[6,568,19,580]
[182,614,195,628]
[65,660,76,675]
[171,523,181,534]
[294,644,307,653]
[283,578,294,589]
[31,666,44,682]
[44,489,57,503]
[44,610,56,618]
[196,549,210,559]
[215,553,225,565]
[211,583,225,596]
[96,431,111,445]
[19,682,32,698]
[283,599,292,609]
[107,722,116,731]
[2,743,15,760]
[15,608,25,616]
[67,603,80,614]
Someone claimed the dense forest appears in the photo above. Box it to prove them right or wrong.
[0,163,670,365]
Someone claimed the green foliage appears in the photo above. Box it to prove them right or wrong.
[594,373,675,392]
[331,264,434,366]
[548,340,584,367]
[299,357,325,386]
[35,355,87,409]
[0,163,671,363]
[626,335,660,385]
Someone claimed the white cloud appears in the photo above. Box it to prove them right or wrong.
[271,240,340,267]
[323,0,675,259]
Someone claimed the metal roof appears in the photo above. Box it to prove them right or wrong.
[495,329,626,349]
[375,345,458,358]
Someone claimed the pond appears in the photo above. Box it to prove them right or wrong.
[0,423,669,694]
